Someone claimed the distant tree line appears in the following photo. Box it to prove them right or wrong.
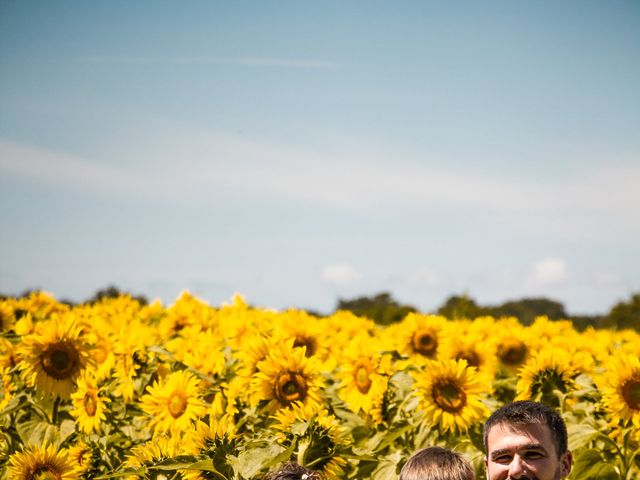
[336,291,640,332]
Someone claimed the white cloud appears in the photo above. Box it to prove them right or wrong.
[527,258,568,285]
[320,263,363,287]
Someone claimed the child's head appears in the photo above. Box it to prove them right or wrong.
[263,463,321,480]
[400,447,474,480]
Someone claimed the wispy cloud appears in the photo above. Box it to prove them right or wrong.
[526,258,568,286]
[2,130,639,244]
[0,140,137,193]
[320,263,363,287]
[76,55,337,69]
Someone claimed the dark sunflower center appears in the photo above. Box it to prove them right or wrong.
[432,379,467,413]
[167,391,188,418]
[456,351,481,368]
[531,369,568,408]
[275,371,308,405]
[293,336,317,357]
[31,466,61,480]
[76,448,91,466]
[83,392,98,417]
[40,341,80,380]
[622,379,640,410]
[173,315,188,332]
[412,330,438,357]
[354,364,372,394]
[498,341,528,366]
[0,310,11,331]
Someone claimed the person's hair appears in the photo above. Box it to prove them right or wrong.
[263,463,321,480]
[483,400,568,457]
[399,446,474,480]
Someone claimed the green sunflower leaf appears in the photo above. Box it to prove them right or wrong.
[229,443,287,479]
[567,422,599,451]
[16,419,60,447]
[571,449,618,480]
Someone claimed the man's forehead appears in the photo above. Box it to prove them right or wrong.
[486,421,556,451]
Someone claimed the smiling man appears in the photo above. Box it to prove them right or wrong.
[483,401,573,480]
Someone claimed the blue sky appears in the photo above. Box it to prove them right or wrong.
[1,1,639,314]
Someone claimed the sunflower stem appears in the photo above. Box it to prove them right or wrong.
[296,438,309,466]
[621,429,631,480]
[51,396,60,424]
[597,431,626,477]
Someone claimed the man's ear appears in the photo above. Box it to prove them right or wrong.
[560,450,572,478]
[483,456,488,472]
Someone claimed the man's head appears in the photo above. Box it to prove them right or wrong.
[483,401,572,480]
[400,446,474,480]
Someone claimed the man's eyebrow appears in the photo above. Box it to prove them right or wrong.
[489,444,547,459]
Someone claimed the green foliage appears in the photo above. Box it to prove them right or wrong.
[336,292,416,326]
[491,297,567,325]
[87,285,149,306]
[603,293,640,331]
[436,294,490,320]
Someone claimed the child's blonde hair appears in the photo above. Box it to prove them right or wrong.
[399,446,474,480]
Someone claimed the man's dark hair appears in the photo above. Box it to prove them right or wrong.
[483,401,568,457]
[263,463,321,480]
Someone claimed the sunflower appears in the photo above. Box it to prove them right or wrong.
[235,333,276,385]
[166,325,226,379]
[14,312,35,336]
[391,313,450,362]
[337,334,394,423]
[491,318,531,372]
[111,319,154,401]
[16,290,69,320]
[9,444,79,480]
[0,300,15,331]
[438,332,497,381]
[75,313,116,382]
[181,419,238,480]
[124,434,195,479]
[599,353,640,427]
[322,310,378,356]
[141,369,207,434]
[251,340,325,411]
[217,294,274,350]
[412,358,489,433]
[0,367,14,411]
[528,316,576,349]
[159,290,215,340]
[209,378,245,424]
[515,349,579,407]
[68,441,99,477]
[70,371,110,434]
[272,401,349,480]
[271,310,335,370]
[0,336,18,370]
[18,315,91,398]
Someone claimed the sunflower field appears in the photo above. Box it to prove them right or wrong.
[1,291,639,480]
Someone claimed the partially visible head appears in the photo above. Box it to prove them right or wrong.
[400,446,474,480]
[483,401,567,457]
[263,463,321,480]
